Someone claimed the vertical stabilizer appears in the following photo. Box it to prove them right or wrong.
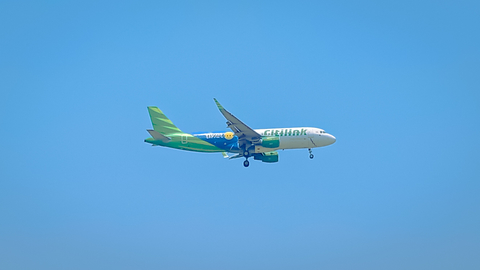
[147,106,183,135]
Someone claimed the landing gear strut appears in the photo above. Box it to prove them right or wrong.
[243,159,250,167]
[308,148,314,159]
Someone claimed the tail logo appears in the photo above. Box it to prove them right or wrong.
[224,132,234,140]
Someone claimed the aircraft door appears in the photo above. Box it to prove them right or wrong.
[181,135,187,144]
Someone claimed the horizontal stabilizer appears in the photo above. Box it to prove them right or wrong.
[147,129,171,143]
[228,154,243,159]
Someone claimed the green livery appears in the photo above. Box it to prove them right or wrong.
[145,107,224,152]
[147,106,183,135]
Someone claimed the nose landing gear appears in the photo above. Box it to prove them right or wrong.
[308,148,314,159]
[243,159,250,167]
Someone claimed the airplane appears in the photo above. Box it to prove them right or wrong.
[144,98,336,167]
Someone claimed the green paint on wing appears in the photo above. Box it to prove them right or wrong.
[213,98,224,110]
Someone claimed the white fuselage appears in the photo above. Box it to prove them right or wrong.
[253,127,336,153]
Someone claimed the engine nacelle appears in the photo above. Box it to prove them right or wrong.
[261,136,280,148]
[253,151,279,163]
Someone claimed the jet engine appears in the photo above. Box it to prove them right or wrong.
[260,136,280,148]
[253,151,279,163]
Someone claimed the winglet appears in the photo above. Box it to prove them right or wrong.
[213,98,224,110]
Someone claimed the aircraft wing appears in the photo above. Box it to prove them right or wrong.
[214,98,262,145]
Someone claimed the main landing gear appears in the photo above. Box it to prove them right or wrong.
[308,148,314,159]
[243,159,250,167]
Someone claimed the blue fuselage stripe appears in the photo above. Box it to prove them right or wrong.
[192,132,240,152]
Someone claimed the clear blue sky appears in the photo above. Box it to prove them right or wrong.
[1,1,479,269]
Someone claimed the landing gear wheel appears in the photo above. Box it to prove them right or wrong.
[308,148,314,159]
[243,150,250,157]
[243,160,250,167]
[310,154,314,159]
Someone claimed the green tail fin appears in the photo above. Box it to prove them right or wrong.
[147,106,183,135]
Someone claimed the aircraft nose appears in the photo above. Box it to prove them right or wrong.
[326,134,336,145]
